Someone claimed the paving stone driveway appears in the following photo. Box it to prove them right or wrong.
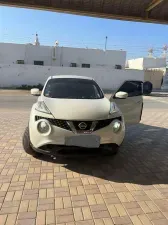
[0,110,168,225]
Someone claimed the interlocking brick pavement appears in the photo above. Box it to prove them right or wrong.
[143,95,168,104]
[0,109,168,225]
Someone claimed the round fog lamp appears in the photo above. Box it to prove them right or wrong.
[113,121,121,133]
[37,121,50,134]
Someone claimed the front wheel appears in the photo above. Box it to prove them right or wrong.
[22,127,40,157]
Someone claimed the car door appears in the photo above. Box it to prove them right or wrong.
[110,80,143,125]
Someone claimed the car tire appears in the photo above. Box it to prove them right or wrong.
[143,81,153,95]
[22,127,40,157]
[103,144,119,156]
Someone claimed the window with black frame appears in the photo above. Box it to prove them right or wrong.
[34,61,44,66]
[17,60,24,64]
[82,63,90,68]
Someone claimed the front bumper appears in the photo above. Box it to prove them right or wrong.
[29,110,125,152]
[31,143,120,156]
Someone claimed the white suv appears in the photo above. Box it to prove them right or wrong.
[23,75,145,157]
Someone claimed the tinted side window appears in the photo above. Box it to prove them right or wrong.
[117,81,143,97]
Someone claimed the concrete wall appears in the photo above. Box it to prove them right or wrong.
[0,43,26,64]
[25,45,53,66]
[144,70,164,89]
[0,43,126,69]
[143,57,166,69]
[60,47,126,68]
[128,57,166,70]
[0,64,144,91]
[127,58,144,70]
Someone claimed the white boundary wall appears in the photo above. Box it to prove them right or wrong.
[127,58,166,70]
[0,64,144,90]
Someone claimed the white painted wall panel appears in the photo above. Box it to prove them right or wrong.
[127,58,144,70]
[143,57,166,69]
[128,57,166,70]
[0,64,144,91]
[0,43,126,68]
[0,43,26,64]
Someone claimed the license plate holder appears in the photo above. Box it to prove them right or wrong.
[65,135,100,148]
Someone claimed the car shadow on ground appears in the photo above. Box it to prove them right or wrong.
[40,123,168,186]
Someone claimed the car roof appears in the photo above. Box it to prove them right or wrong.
[49,75,93,80]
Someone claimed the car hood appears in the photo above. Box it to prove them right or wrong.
[42,96,110,120]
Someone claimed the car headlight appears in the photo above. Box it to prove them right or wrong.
[109,102,119,115]
[35,101,51,114]
[112,120,121,133]
[37,120,51,134]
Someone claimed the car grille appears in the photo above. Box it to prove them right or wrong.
[73,121,93,131]
[94,117,122,131]
[35,116,71,131]
[35,116,122,132]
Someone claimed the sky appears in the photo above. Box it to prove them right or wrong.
[0,5,168,59]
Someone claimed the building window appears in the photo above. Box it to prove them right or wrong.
[34,61,44,66]
[70,63,77,67]
[82,64,90,68]
[115,65,122,69]
[17,60,24,64]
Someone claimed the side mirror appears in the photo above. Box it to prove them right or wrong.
[115,91,128,99]
[30,88,40,96]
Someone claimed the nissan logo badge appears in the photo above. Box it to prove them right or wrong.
[78,122,87,130]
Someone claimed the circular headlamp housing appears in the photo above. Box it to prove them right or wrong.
[37,119,51,136]
[112,120,122,133]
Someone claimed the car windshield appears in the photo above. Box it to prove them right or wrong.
[43,78,104,99]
